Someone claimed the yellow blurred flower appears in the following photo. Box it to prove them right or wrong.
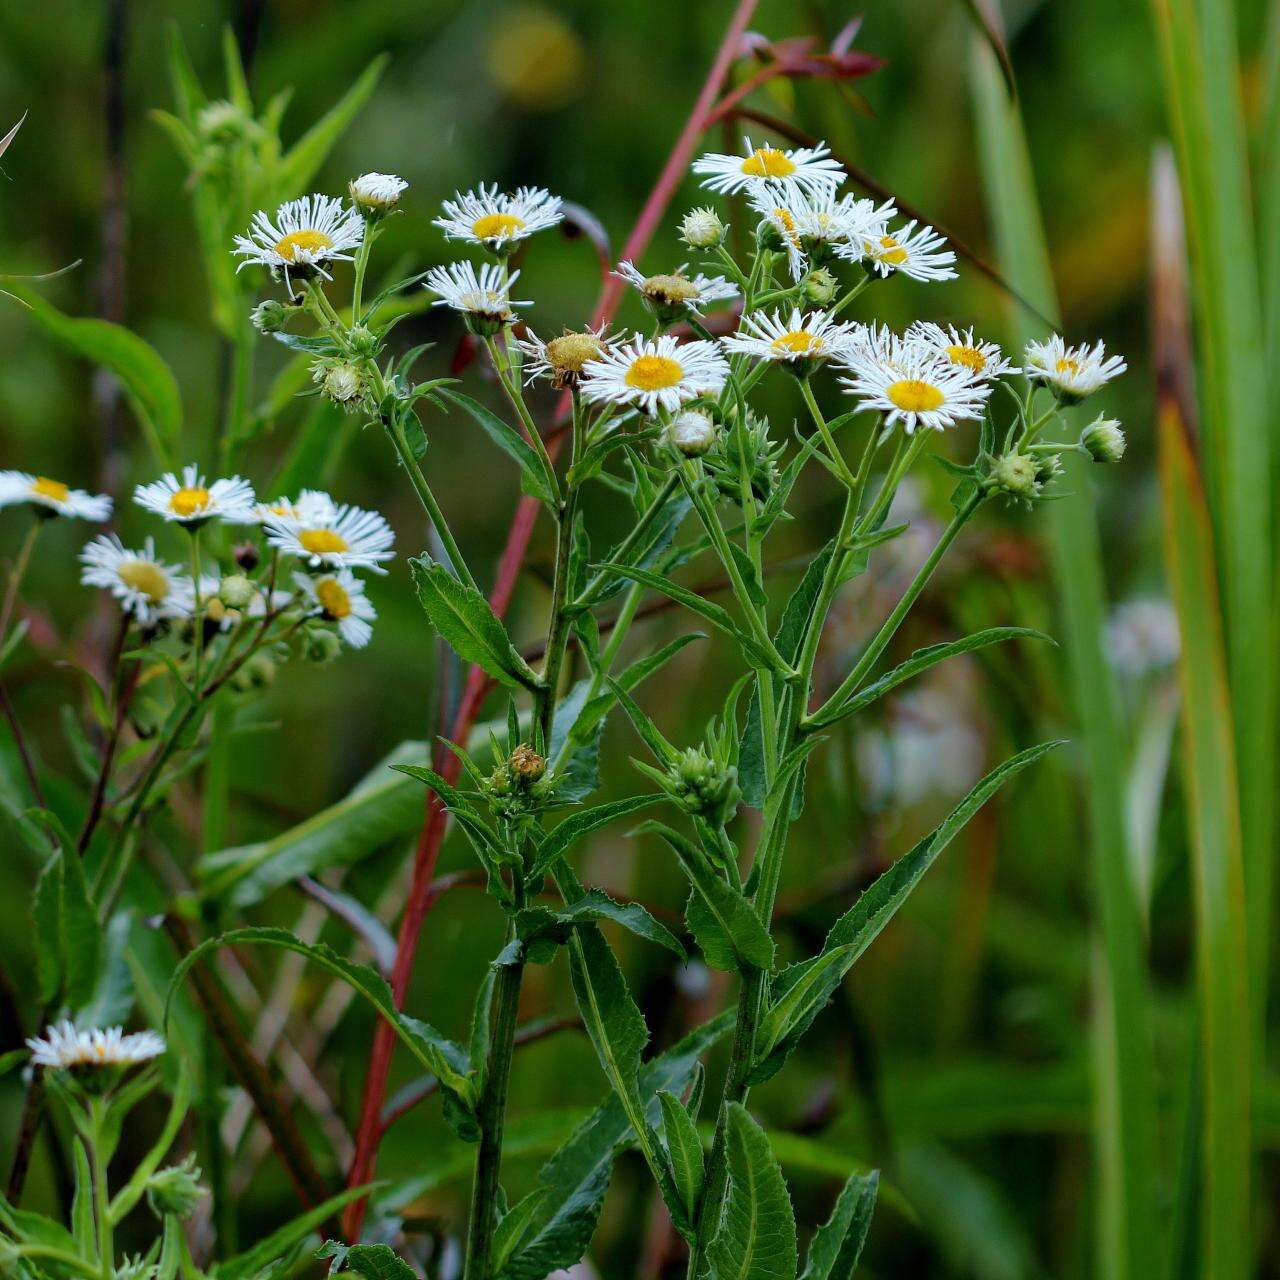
[487,6,584,110]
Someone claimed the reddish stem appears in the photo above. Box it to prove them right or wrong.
[341,0,758,1241]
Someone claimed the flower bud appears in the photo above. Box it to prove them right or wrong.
[251,299,290,335]
[803,267,839,306]
[346,325,380,359]
[664,410,718,458]
[303,627,343,665]
[508,744,547,786]
[991,451,1039,499]
[233,541,260,572]
[232,651,278,691]
[679,206,725,250]
[312,359,369,412]
[349,172,408,217]
[145,1155,205,1220]
[218,574,256,609]
[1081,415,1126,463]
[668,747,741,826]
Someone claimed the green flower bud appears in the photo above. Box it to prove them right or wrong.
[251,299,290,335]
[346,325,380,359]
[1081,415,1126,463]
[803,267,839,306]
[303,627,343,665]
[991,451,1039,499]
[232,651,278,691]
[679,206,725,250]
[667,747,741,826]
[312,359,369,412]
[145,1155,205,1220]
[218,573,256,610]
[664,410,717,458]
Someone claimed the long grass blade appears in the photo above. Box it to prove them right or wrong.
[968,34,1159,1280]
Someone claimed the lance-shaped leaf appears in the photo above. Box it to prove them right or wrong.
[708,1104,798,1280]
[750,741,1060,1083]
[437,387,556,505]
[530,795,663,878]
[640,823,774,973]
[412,557,541,691]
[799,1171,878,1280]
[808,626,1053,728]
[517,888,684,963]
[658,1090,705,1225]
[32,844,102,1009]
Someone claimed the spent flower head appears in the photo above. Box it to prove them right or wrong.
[516,327,612,389]
[614,260,736,323]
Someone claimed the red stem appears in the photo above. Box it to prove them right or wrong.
[341,0,758,1241]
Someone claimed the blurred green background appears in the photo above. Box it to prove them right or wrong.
[1,0,1265,1276]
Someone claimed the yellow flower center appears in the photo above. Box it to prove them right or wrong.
[878,236,909,266]
[625,354,684,392]
[117,559,170,602]
[31,476,69,503]
[471,212,527,240]
[772,331,822,355]
[546,333,604,372]
[644,273,701,304]
[771,207,802,245]
[299,528,349,555]
[741,148,796,178]
[169,487,211,517]
[273,229,335,262]
[887,379,945,413]
[315,578,352,619]
[1055,356,1082,376]
[946,344,987,373]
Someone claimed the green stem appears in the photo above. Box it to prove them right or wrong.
[485,336,561,505]
[573,474,681,610]
[537,486,578,746]
[89,1100,112,1280]
[0,518,41,642]
[189,527,204,692]
[799,377,858,488]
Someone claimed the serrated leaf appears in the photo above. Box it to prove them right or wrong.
[517,887,684,960]
[531,795,662,878]
[750,742,1061,1083]
[708,1104,797,1280]
[318,1242,416,1280]
[810,627,1054,728]
[658,1090,705,1225]
[642,823,774,973]
[412,556,541,691]
[799,1171,879,1280]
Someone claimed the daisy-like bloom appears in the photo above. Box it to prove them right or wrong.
[693,136,846,198]
[433,183,563,251]
[613,260,736,319]
[580,333,729,416]
[134,465,256,526]
[233,195,365,289]
[27,1020,166,1071]
[80,535,195,624]
[838,330,991,433]
[840,219,957,283]
[251,489,336,526]
[752,188,893,280]
[296,568,376,648]
[264,501,396,574]
[907,322,1014,381]
[1024,334,1127,401]
[0,471,112,521]
[515,327,613,389]
[723,307,856,369]
[424,261,530,329]
[349,172,408,213]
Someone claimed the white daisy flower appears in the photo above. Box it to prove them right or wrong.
[514,328,614,388]
[838,331,990,432]
[80,535,195,624]
[579,333,730,415]
[1024,334,1127,400]
[27,1021,165,1071]
[296,569,376,648]
[614,260,736,319]
[0,471,112,521]
[907,322,1014,381]
[723,308,856,367]
[134,466,257,526]
[434,184,563,250]
[424,261,530,325]
[751,189,894,280]
[233,195,365,288]
[693,136,846,198]
[251,489,336,526]
[264,502,395,574]
[349,172,408,212]
[841,219,957,283]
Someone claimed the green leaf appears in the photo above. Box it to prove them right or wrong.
[317,1241,416,1280]
[211,1186,371,1280]
[658,1090,705,1225]
[707,1104,797,1280]
[491,1188,554,1275]
[3,284,180,466]
[642,823,774,973]
[531,795,662,878]
[167,928,474,1114]
[412,556,541,691]
[438,387,555,504]
[592,562,777,669]
[276,55,389,198]
[799,1172,878,1280]
[566,921,648,1092]
[518,888,684,961]
[32,846,102,1009]
[809,627,1054,727]
[750,742,1060,1084]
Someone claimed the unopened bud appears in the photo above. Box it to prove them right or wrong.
[1081,416,1126,463]
[803,267,839,306]
[665,410,717,458]
[233,541,260,572]
[991,451,1039,498]
[251,299,290,334]
[508,744,546,785]
[679,207,725,250]
[349,172,408,217]
[145,1155,205,1220]
[303,627,342,665]
[218,574,255,609]
[313,359,368,411]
